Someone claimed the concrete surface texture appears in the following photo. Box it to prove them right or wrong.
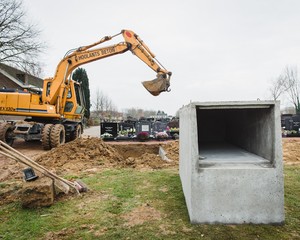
[179,101,285,224]
[82,126,100,138]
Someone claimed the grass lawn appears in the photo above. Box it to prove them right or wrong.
[0,165,299,240]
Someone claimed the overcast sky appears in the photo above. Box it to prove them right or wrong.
[22,0,300,115]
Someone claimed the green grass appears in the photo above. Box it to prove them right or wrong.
[0,165,299,240]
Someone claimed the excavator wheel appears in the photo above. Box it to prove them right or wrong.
[42,124,54,150]
[0,123,15,146]
[70,124,82,141]
[50,124,65,148]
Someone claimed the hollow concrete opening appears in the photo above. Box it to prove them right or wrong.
[196,105,275,166]
[179,101,284,224]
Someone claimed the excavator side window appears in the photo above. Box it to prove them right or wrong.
[74,84,85,114]
[75,84,82,106]
[46,82,51,96]
[67,89,72,99]
[64,88,74,112]
[64,102,74,112]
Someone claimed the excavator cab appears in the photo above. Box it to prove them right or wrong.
[142,73,171,96]
[63,81,85,119]
[74,83,85,115]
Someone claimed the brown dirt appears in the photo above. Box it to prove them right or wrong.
[0,138,179,205]
[0,140,45,205]
[35,138,124,175]
[34,138,179,175]
[122,203,163,227]
[0,140,44,182]
[1,137,299,206]
[282,137,300,164]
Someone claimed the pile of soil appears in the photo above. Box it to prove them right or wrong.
[112,142,179,169]
[162,140,179,162]
[0,138,179,205]
[2,136,299,206]
[282,138,300,164]
[35,138,123,175]
[35,138,179,175]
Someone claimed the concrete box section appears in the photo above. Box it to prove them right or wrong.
[179,101,284,224]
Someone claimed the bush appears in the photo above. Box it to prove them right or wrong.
[137,131,149,141]
[156,132,169,140]
[101,132,113,139]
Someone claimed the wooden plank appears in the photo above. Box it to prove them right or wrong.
[0,140,79,194]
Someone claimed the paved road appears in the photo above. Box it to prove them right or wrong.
[83,125,101,138]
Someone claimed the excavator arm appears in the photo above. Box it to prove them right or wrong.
[122,30,172,96]
[43,29,172,106]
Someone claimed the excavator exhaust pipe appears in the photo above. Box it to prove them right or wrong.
[142,74,171,96]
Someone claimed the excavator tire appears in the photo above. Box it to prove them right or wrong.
[50,124,65,148]
[0,123,14,146]
[42,124,54,150]
[70,124,82,141]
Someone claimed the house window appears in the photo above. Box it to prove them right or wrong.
[16,74,25,83]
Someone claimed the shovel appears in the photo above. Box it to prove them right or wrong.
[142,74,171,96]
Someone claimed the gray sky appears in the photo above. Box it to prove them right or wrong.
[22,0,300,115]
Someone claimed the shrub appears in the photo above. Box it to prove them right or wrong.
[137,131,149,141]
[156,132,169,140]
[101,132,113,138]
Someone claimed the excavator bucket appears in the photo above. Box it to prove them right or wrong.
[142,74,170,96]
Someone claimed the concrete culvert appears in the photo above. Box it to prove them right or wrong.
[179,101,284,224]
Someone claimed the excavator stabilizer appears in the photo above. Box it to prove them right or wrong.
[142,74,171,96]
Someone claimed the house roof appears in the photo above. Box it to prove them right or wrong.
[0,63,43,88]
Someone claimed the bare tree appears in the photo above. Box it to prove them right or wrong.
[269,75,286,100]
[104,98,111,113]
[0,0,45,76]
[93,89,104,118]
[93,89,119,121]
[282,66,300,113]
[94,90,100,113]
[123,108,158,119]
[144,110,156,118]
[124,108,140,119]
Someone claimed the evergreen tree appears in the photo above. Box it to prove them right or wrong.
[72,68,91,119]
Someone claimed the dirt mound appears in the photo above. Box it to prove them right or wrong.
[112,142,178,169]
[162,140,179,162]
[2,136,300,207]
[35,138,179,175]
[35,138,123,175]
[282,138,300,164]
[0,139,179,205]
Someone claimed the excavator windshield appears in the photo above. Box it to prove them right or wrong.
[74,84,85,114]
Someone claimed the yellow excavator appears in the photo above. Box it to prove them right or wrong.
[0,29,172,149]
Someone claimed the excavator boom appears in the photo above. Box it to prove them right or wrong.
[121,30,172,96]
[44,29,172,106]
